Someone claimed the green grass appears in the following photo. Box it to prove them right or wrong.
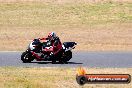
[0,1,131,28]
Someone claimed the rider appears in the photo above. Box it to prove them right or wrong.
[39,32,62,57]
[47,32,62,56]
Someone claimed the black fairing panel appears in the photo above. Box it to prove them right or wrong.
[63,42,77,48]
[32,39,41,45]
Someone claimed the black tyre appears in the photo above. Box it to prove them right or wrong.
[76,75,87,85]
[60,51,72,64]
[21,52,33,63]
[58,59,67,64]
[51,55,56,64]
[65,51,72,61]
[52,59,56,64]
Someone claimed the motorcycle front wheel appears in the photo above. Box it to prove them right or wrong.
[21,52,34,63]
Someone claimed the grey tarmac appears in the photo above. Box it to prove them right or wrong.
[0,51,132,68]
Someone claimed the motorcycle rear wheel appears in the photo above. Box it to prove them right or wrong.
[59,51,72,64]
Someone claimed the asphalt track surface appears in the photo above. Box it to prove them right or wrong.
[0,51,132,68]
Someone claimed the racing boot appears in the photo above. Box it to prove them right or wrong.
[50,52,56,64]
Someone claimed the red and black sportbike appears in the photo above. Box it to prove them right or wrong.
[21,39,77,64]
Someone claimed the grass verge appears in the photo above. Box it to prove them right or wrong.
[0,1,131,51]
[0,67,132,88]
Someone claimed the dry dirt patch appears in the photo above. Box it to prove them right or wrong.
[0,23,132,51]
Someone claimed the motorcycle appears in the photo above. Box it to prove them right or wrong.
[21,38,77,64]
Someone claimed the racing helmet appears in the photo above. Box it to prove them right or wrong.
[48,32,57,40]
